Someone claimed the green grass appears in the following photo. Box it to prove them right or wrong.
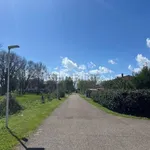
[0,94,66,150]
[0,96,3,101]
[80,94,150,120]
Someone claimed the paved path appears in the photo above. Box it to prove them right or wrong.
[17,94,150,150]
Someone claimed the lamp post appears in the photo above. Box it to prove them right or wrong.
[6,45,20,128]
[57,74,60,100]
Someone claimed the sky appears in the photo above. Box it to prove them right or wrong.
[0,0,150,80]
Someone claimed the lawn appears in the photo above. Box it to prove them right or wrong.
[0,94,66,150]
[80,94,149,120]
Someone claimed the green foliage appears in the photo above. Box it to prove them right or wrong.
[47,90,65,101]
[45,76,74,95]
[77,79,97,94]
[0,94,23,118]
[48,92,57,100]
[102,66,150,90]
[102,76,135,90]
[64,77,75,93]
[133,66,150,89]
[59,90,65,98]
[81,95,149,119]
[90,89,150,117]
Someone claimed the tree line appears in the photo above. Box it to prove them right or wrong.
[101,66,150,90]
[77,66,150,93]
[0,50,74,96]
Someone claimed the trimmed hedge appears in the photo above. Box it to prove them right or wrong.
[90,89,150,117]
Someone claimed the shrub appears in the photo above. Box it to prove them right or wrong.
[90,89,150,118]
[47,90,65,101]
[49,92,57,100]
[0,94,23,118]
[59,91,65,98]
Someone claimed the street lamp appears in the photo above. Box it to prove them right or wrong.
[56,74,60,100]
[6,45,20,128]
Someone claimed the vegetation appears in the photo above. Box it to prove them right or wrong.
[0,50,75,96]
[0,49,75,117]
[0,94,66,150]
[78,66,150,118]
[77,77,97,94]
[89,89,150,117]
[101,66,150,90]
[0,48,75,149]
[81,95,149,119]
[0,94,23,117]
[101,75,135,90]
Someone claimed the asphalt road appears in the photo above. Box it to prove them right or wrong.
[17,94,150,150]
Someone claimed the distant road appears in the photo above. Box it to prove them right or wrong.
[17,94,150,150]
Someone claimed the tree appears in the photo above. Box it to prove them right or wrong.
[101,76,135,90]
[133,66,150,89]
[77,78,97,94]
[0,51,26,95]
[64,77,74,93]
[22,61,47,94]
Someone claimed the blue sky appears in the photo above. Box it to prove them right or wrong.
[0,0,150,80]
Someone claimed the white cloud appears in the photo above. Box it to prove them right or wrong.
[87,62,96,69]
[52,57,113,81]
[89,66,113,75]
[116,74,122,77]
[133,68,141,73]
[108,59,116,64]
[78,64,86,70]
[99,66,113,73]
[89,69,99,75]
[54,67,58,70]
[146,38,150,48]
[128,65,132,71]
[116,74,127,77]
[128,65,141,73]
[73,71,89,80]
[62,57,77,70]
[136,54,150,68]
[52,69,69,79]
[128,54,150,73]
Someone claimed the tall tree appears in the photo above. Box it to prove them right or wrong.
[64,77,74,93]
[0,51,26,95]
[133,66,150,89]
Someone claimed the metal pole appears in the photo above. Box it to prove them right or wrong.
[57,71,60,99]
[57,80,58,99]
[21,71,23,95]
[6,48,10,128]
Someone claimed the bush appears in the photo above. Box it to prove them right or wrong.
[49,92,57,100]
[59,91,65,98]
[0,94,23,118]
[47,90,65,101]
[90,89,150,118]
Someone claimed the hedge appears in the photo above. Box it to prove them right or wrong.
[89,89,150,118]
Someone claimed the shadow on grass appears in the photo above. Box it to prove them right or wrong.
[6,127,45,150]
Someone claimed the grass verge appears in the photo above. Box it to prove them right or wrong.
[0,94,66,150]
[80,94,149,120]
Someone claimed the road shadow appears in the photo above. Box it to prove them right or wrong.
[6,127,45,150]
